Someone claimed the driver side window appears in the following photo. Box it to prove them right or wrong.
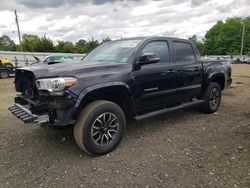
[141,41,170,63]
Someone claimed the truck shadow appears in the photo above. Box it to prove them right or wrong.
[29,106,202,158]
[127,107,201,131]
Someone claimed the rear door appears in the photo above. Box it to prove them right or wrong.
[171,40,203,99]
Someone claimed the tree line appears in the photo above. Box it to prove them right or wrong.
[0,17,249,55]
[0,34,110,54]
[189,17,250,56]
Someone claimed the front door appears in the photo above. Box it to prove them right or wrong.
[132,40,186,111]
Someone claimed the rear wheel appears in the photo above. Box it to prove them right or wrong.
[74,100,126,155]
[0,70,9,79]
[199,82,221,113]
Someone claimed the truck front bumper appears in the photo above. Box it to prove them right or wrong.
[9,103,49,124]
[9,95,76,127]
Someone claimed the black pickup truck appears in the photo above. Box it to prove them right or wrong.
[9,37,232,155]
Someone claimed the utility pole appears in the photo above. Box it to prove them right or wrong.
[14,10,22,51]
[240,22,245,58]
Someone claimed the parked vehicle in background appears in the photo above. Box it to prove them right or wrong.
[232,56,250,64]
[31,54,74,65]
[0,64,15,79]
[0,54,75,78]
[0,58,14,68]
[241,57,250,64]
[9,36,232,155]
[0,57,17,78]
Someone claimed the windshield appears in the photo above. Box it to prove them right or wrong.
[83,39,141,63]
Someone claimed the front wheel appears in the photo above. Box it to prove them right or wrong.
[199,82,222,114]
[74,100,126,155]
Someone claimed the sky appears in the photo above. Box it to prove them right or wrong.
[0,0,249,44]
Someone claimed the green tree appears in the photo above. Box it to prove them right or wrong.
[21,34,55,52]
[55,41,75,53]
[203,17,250,55]
[21,34,41,52]
[75,37,109,53]
[189,35,204,55]
[0,35,17,51]
[243,17,250,55]
[85,37,100,53]
[75,39,87,53]
[37,35,54,52]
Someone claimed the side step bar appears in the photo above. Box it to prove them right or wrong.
[135,100,205,120]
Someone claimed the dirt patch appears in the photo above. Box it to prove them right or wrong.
[235,81,244,84]
[0,64,250,188]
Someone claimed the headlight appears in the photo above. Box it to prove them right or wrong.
[36,77,77,92]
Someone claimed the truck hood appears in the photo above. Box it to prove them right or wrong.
[18,61,129,79]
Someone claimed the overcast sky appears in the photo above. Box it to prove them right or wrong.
[0,0,249,44]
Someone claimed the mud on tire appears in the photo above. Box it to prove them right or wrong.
[74,100,126,155]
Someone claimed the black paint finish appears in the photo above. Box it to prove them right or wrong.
[12,36,232,126]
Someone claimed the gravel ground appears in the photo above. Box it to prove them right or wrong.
[0,64,249,188]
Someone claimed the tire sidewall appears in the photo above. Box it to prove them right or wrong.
[81,103,125,155]
[0,71,9,79]
[204,82,222,113]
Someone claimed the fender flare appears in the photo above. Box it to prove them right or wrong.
[205,72,225,90]
[71,82,135,119]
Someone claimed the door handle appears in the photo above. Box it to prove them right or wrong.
[161,69,175,76]
[193,67,200,71]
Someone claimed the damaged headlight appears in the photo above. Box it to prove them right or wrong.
[36,77,77,93]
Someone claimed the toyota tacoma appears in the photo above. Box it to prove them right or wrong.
[9,37,232,155]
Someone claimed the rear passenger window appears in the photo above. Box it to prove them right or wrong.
[141,41,170,63]
[173,42,195,63]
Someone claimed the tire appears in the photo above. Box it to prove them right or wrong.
[199,82,222,114]
[0,70,9,79]
[74,100,126,155]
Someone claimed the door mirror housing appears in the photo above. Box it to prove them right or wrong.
[138,53,160,65]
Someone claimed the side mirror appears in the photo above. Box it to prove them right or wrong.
[138,53,160,65]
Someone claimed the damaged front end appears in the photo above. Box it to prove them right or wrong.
[9,69,77,127]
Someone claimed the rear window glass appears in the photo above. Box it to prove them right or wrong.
[173,42,195,63]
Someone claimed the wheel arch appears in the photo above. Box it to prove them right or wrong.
[206,73,225,91]
[72,82,135,120]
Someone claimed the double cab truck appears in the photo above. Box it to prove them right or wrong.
[9,37,232,155]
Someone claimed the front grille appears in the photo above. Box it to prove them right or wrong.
[15,70,38,99]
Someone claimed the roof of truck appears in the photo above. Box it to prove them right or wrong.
[115,36,189,42]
